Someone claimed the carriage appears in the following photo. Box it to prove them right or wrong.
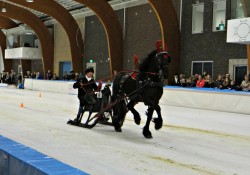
[67,42,171,138]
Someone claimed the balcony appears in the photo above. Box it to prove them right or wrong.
[5,47,42,60]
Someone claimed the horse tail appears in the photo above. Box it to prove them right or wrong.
[112,73,127,131]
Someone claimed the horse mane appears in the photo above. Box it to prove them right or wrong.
[138,50,157,72]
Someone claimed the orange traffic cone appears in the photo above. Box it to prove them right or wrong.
[20,102,24,108]
[38,92,42,98]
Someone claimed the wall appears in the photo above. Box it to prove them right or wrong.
[180,0,247,77]
[124,4,161,70]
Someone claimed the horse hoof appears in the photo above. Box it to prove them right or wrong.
[143,128,153,139]
[153,118,163,130]
[134,114,141,125]
[115,126,122,132]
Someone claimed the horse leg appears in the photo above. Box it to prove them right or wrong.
[127,100,141,125]
[152,105,163,130]
[143,106,154,138]
[112,100,127,132]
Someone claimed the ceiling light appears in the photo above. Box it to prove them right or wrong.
[1,6,6,13]
[1,1,6,13]
[26,0,34,2]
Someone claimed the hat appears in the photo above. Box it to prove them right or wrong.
[85,67,94,74]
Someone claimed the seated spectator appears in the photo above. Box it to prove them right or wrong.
[180,74,187,87]
[171,74,181,86]
[32,72,36,79]
[52,73,59,80]
[204,74,214,88]
[229,80,236,90]
[214,74,223,88]
[196,75,205,88]
[68,70,75,80]
[75,72,80,80]
[24,71,32,79]
[240,75,250,91]
[35,72,43,79]
[220,77,231,89]
[62,71,69,81]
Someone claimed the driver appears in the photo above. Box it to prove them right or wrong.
[73,67,101,123]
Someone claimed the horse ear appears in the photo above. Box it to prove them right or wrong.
[134,54,139,69]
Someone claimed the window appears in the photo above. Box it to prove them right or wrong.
[192,61,213,76]
[192,3,204,34]
[231,0,245,19]
[213,0,226,31]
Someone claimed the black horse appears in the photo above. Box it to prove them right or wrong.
[112,50,170,138]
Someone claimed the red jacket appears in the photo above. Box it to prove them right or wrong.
[196,79,205,87]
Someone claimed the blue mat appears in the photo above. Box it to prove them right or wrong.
[0,135,89,175]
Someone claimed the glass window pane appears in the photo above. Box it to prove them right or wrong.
[213,0,226,31]
[203,62,213,76]
[192,62,203,75]
[192,4,204,34]
[236,0,244,18]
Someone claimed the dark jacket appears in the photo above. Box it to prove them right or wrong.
[73,76,98,99]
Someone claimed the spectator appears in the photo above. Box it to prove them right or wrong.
[196,75,205,88]
[62,71,69,81]
[220,77,231,89]
[171,74,181,86]
[204,74,214,88]
[214,74,223,88]
[180,74,186,87]
[68,70,75,80]
[47,70,53,80]
[17,72,23,85]
[35,72,43,79]
[240,75,250,91]
[229,80,236,90]
[25,71,32,79]
[52,73,59,80]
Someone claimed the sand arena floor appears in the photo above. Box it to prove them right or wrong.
[0,87,250,175]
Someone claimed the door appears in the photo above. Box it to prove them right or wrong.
[59,62,72,79]
[234,65,247,86]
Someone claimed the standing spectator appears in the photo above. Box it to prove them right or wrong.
[47,70,53,80]
[17,72,23,85]
[171,74,181,86]
[196,75,205,88]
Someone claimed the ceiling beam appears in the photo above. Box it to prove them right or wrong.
[148,0,180,81]
[9,0,84,73]
[0,2,54,78]
[75,0,123,74]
